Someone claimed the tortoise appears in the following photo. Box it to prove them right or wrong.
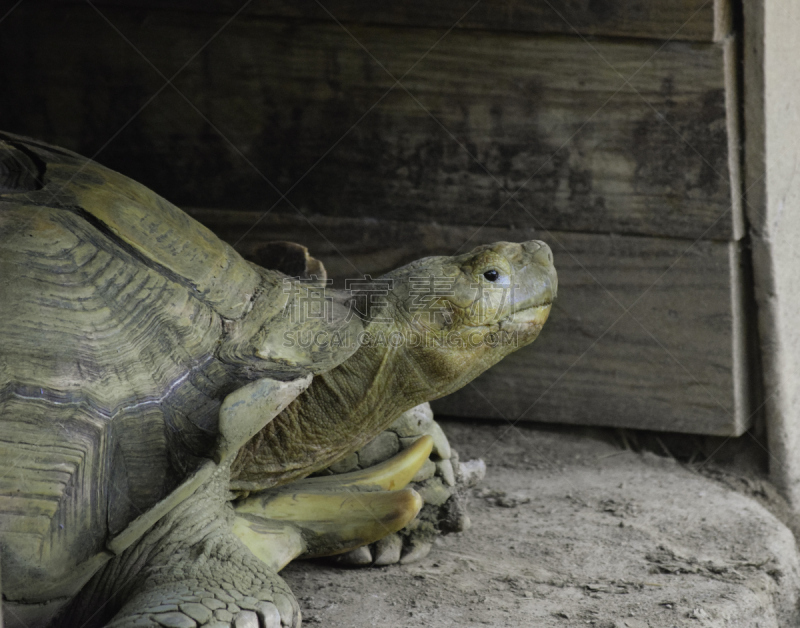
[0,131,557,628]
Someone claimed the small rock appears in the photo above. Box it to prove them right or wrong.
[440,493,471,533]
[689,607,709,619]
[459,459,486,487]
[585,583,608,592]
[202,598,226,611]
[496,493,530,508]
[476,488,529,508]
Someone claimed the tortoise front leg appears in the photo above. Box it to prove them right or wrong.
[64,473,301,628]
[62,377,314,628]
[67,427,431,627]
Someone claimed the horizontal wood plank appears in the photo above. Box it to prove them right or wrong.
[187,208,752,436]
[0,6,740,240]
[61,0,733,42]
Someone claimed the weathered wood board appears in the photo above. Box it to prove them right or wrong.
[61,0,733,42]
[187,209,752,436]
[1,5,740,240]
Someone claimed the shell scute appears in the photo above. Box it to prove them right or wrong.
[0,133,355,608]
[49,159,261,320]
[0,135,254,601]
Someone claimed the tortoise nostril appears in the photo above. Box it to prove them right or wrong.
[527,241,553,268]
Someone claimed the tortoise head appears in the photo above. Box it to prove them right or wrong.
[374,240,557,401]
[229,241,556,490]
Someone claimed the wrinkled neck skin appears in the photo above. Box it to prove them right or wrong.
[230,241,556,492]
[229,307,437,491]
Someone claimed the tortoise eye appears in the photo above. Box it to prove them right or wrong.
[483,270,499,282]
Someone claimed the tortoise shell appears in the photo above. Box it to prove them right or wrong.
[0,132,352,603]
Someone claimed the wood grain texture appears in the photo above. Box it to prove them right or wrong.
[0,5,739,240]
[62,0,733,42]
[187,208,751,436]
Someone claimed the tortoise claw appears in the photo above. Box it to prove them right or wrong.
[235,486,422,561]
[288,435,433,492]
[232,436,432,568]
[232,516,307,572]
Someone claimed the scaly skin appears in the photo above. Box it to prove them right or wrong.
[63,469,301,628]
[62,436,436,628]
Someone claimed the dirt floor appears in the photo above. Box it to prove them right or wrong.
[282,420,800,627]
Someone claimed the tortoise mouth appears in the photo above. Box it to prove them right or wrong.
[499,302,552,332]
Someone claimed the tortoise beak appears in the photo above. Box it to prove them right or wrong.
[506,240,558,313]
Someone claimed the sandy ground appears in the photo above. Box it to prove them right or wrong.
[282,421,800,627]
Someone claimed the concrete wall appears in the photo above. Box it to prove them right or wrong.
[744,0,800,505]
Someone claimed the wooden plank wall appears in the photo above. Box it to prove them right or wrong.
[1,5,740,240]
[0,1,750,435]
[61,0,733,42]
